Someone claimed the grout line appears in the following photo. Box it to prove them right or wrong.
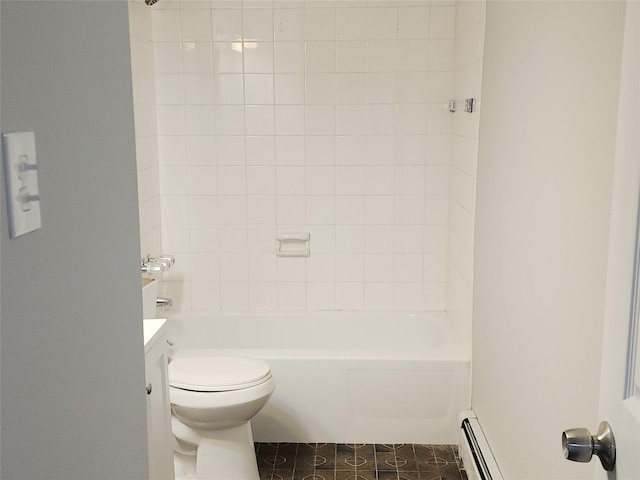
[373,444,379,480]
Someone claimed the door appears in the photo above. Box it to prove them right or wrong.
[596,1,640,478]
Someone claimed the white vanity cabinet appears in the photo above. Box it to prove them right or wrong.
[143,319,174,480]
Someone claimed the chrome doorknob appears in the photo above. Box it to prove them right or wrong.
[562,421,616,471]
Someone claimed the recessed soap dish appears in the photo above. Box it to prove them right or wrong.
[276,232,310,257]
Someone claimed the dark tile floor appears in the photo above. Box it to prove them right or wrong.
[255,443,468,480]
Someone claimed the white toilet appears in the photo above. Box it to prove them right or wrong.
[168,355,275,480]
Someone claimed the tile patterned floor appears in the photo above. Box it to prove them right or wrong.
[255,443,468,480]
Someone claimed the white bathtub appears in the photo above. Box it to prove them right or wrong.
[164,310,470,444]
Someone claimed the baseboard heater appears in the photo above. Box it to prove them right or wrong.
[459,411,504,480]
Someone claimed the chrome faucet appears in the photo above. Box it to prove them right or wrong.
[156,297,173,308]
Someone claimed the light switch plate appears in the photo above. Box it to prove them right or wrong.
[2,132,42,238]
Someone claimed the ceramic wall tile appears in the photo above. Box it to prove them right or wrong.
[140,0,486,311]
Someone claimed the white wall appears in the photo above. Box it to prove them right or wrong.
[145,0,467,312]
[1,2,149,478]
[473,2,625,478]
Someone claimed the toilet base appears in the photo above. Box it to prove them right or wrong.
[173,452,196,480]
[173,422,260,480]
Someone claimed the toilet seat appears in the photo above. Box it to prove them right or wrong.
[169,356,271,392]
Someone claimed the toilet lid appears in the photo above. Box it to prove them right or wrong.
[169,356,271,392]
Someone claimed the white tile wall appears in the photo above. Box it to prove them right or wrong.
[449,0,486,348]
[130,0,485,313]
[129,0,162,259]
